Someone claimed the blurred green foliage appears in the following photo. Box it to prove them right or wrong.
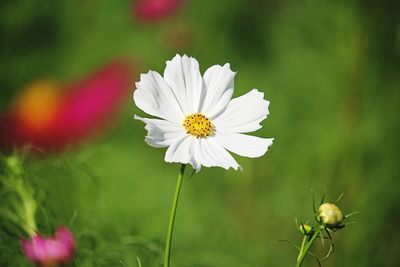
[1,0,399,266]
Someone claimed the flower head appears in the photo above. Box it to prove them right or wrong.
[0,59,133,152]
[20,227,76,267]
[134,54,273,171]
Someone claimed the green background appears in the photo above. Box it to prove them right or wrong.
[1,0,399,266]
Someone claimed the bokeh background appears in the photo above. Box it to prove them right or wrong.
[1,0,399,266]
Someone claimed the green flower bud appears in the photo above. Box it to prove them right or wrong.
[298,223,313,235]
[318,203,344,227]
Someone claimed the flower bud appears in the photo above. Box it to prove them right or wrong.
[318,203,344,227]
[20,227,76,267]
[298,223,313,235]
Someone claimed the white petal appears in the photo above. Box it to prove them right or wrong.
[200,63,235,118]
[213,89,269,133]
[163,54,204,114]
[214,132,273,158]
[134,71,184,123]
[193,139,210,170]
[190,139,202,171]
[165,135,196,168]
[164,135,240,172]
[164,135,204,171]
[134,115,184,148]
[196,137,240,171]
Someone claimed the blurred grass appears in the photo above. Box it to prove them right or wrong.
[1,0,400,266]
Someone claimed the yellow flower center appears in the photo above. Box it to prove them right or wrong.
[183,113,213,138]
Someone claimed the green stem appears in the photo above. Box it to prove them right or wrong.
[164,164,186,267]
[14,179,38,237]
[297,236,307,262]
[295,226,323,267]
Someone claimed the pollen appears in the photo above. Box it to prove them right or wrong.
[183,113,213,138]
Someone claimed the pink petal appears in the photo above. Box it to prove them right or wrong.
[53,59,134,148]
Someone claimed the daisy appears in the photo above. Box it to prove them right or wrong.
[134,54,273,171]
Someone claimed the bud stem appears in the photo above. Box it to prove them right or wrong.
[297,236,307,262]
[295,226,323,267]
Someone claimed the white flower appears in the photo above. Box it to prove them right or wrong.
[133,54,273,171]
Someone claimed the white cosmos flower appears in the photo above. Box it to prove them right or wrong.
[133,54,273,171]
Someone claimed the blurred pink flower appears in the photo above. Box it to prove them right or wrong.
[51,59,134,148]
[0,59,134,152]
[134,0,183,22]
[20,227,76,267]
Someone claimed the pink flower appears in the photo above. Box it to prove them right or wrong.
[134,0,183,22]
[0,59,134,152]
[20,227,76,267]
[50,59,134,149]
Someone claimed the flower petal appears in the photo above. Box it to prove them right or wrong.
[134,70,184,123]
[200,63,235,118]
[213,89,269,133]
[194,137,240,171]
[163,54,204,114]
[164,134,239,171]
[135,115,184,148]
[214,132,273,158]
[165,134,194,165]
[20,238,36,261]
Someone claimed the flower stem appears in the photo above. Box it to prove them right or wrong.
[164,164,186,267]
[295,226,323,267]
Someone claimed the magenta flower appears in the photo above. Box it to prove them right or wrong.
[20,227,76,267]
[0,59,133,152]
[51,59,134,149]
[133,0,183,22]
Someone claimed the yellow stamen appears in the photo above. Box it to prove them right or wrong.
[183,113,213,138]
